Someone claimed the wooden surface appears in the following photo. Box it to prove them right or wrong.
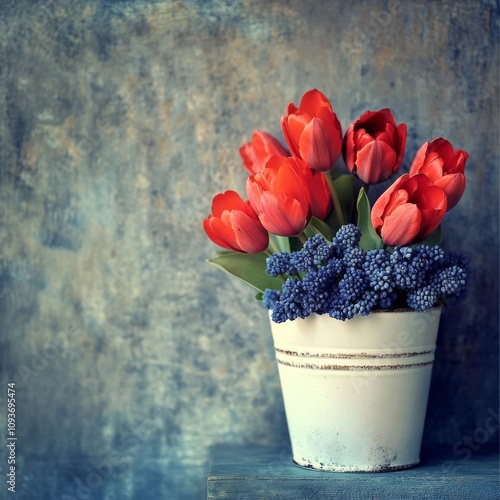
[208,444,499,499]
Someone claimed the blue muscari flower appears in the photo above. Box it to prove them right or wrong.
[271,279,314,322]
[407,285,440,311]
[433,265,467,295]
[289,234,332,272]
[345,290,378,319]
[364,250,393,291]
[333,224,361,250]
[314,240,335,265]
[430,262,468,307]
[415,245,446,267]
[262,227,468,321]
[359,292,379,315]
[445,252,470,272]
[390,246,433,290]
[390,247,413,288]
[321,256,344,279]
[266,252,297,277]
[343,246,365,269]
[288,250,307,273]
[302,234,325,254]
[327,292,349,321]
[302,265,337,313]
[262,288,280,310]
[270,305,288,324]
[378,292,397,309]
[339,267,368,301]
[363,250,396,309]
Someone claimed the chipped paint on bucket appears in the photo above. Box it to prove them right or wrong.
[270,308,442,472]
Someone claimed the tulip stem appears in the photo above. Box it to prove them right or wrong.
[298,232,307,245]
[323,172,344,229]
[267,237,281,255]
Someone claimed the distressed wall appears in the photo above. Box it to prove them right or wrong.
[0,1,498,498]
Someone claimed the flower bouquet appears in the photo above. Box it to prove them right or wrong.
[203,89,469,322]
[203,89,470,472]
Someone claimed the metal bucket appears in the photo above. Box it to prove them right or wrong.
[270,308,442,472]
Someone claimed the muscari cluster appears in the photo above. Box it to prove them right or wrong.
[263,225,469,323]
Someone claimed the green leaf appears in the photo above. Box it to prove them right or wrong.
[333,175,356,225]
[356,187,383,251]
[274,235,291,253]
[208,251,283,294]
[305,217,335,241]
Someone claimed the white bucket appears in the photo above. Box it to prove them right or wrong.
[270,308,442,472]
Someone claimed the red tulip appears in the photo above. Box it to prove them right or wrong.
[409,137,468,210]
[246,156,312,237]
[203,190,269,253]
[296,161,332,221]
[343,108,407,184]
[281,89,343,172]
[239,131,289,175]
[371,174,447,247]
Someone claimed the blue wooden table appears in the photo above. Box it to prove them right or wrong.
[207,444,499,499]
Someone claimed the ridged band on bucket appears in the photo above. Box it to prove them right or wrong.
[274,346,436,370]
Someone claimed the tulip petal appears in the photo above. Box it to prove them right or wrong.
[300,89,331,116]
[412,182,447,210]
[354,128,374,149]
[286,102,298,115]
[385,188,410,217]
[257,132,288,162]
[429,137,454,163]
[394,123,407,169]
[285,114,309,156]
[259,192,309,236]
[203,217,233,250]
[420,152,445,181]
[402,173,427,197]
[206,217,238,250]
[371,174,410,231]
[412,185,447,240]
[246,177,265,214]
[240,131,288,175]
[275,161,310,206]
[409,141,428,176]
[375,123,396,146]
[359,108,397,135]
[380,203,421,247]
[355,139,396,184]
[231,211,269,253]
[454,150,469,173]
[239,142,259,175]
[299,118,338,171]
[342,123,357,171]
[307,170,332,220]
[417,209,446,241]
[434,174,466,210]
[212,190,246,217]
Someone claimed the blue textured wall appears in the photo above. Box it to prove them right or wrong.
[0,1,498,498]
